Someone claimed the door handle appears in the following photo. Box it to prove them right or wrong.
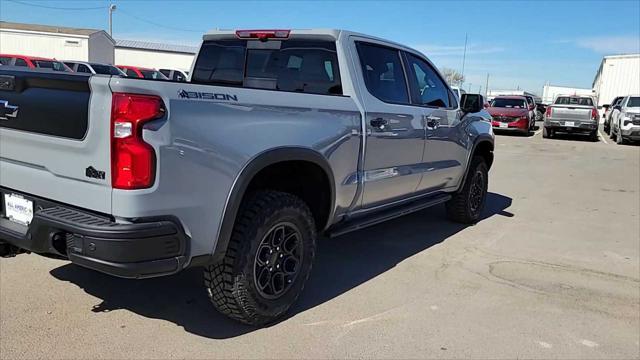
[425,116,440,130]
[370,117,388,130]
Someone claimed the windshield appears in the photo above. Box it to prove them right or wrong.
[627,97,640,108]
[33,60,69,72]
[91,64,124,75]
[491,98,526,108]
[555,96,593,106]
[140,69,168,80]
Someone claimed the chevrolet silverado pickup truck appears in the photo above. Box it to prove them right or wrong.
[0,29,494,326]
[543,95,599,140]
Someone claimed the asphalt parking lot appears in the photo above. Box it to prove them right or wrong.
[1,123,639,359]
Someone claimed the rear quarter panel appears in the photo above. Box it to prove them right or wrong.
[108,78,361,259]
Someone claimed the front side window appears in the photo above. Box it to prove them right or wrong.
[14,58,27,67]
[355,42,408,104]
[76,64,92,73]
[405,53,450,108]
[193,39,342,95]
[140,69,168,80]
[627,97,640,108]
[33,60,68,72]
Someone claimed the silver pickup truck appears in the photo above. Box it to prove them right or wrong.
[543,95,599,140]
[0,29,494,325]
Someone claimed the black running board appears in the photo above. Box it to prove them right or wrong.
[327,193,451,238]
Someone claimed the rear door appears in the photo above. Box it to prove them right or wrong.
[0,69,113,214]
[351,40,426,208]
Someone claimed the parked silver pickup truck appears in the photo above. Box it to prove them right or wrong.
[0,29,494,326]
[543,95,599,140]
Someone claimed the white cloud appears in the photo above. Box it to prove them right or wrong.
[569,35,639,54]
[412,43,505,57]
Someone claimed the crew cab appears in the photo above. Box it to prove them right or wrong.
[609,95,640,144]
[488,96,534,134]
[116,65,168,79]
[543,95,599,140]
[0,29,494,326]
[0,54,72,72]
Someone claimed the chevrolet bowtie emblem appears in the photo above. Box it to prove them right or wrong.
[0,100,19,120]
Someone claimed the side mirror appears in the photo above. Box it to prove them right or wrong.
[602,104,610,109]
[460,93,482,113]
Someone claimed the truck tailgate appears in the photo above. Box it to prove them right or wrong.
[550,105,593,121]
[0,69,112,214]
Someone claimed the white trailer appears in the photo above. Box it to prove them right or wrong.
[592,54,640,108]
[542,84,593,105]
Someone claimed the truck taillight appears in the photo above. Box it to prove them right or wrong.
[545,107,552,118]
[111,93,164,189]
[591,108,598,119]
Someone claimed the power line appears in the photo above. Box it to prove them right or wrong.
[118,9,205,33]
[5,0,107,10]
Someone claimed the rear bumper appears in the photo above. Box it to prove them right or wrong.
[0,187,188,279]
[545,119,597,133]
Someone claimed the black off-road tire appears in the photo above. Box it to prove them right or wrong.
[604,122,610,134]
[543,126,552,138]
[589,130,598,142]
[204,190,316,326]
[446,156,488,224]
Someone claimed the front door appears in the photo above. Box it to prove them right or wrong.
[353,40,426,208]
[402,52,467,192]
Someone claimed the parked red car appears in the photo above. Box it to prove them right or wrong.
[0,54,72,72]
[116,65,168,80]
[488,96,534,135]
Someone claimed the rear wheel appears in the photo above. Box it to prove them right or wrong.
[589,130,598,142]
[204,190,316,326]
[446,156,488,224]
[543,127,553,138]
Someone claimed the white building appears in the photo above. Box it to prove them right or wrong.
[541,84,593,104]
[114,40,197,72]
[592,54,640,107]
[0,21,114,64]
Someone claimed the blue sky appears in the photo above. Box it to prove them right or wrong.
[1,0,639,94]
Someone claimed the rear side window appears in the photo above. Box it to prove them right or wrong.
[0,57,11,65]
[14,58,28,67]
[192,40,342,96]
[91,64,123,75]
[124,69,139,77]
[76,64,92,73]
[355,42,408,104]
[555,97,593,106]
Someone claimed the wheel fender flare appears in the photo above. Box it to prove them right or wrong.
[457,136,494,192]
[210,147,335,263]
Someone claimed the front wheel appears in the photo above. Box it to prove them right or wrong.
[543,126,553,138]
[204,190,316,326]
[446,156,488,224]
[616,126,626,145]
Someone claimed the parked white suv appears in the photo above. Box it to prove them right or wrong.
[609,95,640,144]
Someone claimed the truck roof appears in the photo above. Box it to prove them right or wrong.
[202,29,426,58]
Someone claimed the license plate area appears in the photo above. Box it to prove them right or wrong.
[499,122,509,128]
[3,193,34,226]
[565,121,575,127]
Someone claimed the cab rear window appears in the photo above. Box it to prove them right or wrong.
[555,97,593,106]
[192,39,342,95]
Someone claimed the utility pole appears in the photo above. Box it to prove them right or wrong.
[484,73,489,98]
[108,4,116,37]
[461,33,467,85]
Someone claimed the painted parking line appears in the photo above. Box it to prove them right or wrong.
[599,130,609,144]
